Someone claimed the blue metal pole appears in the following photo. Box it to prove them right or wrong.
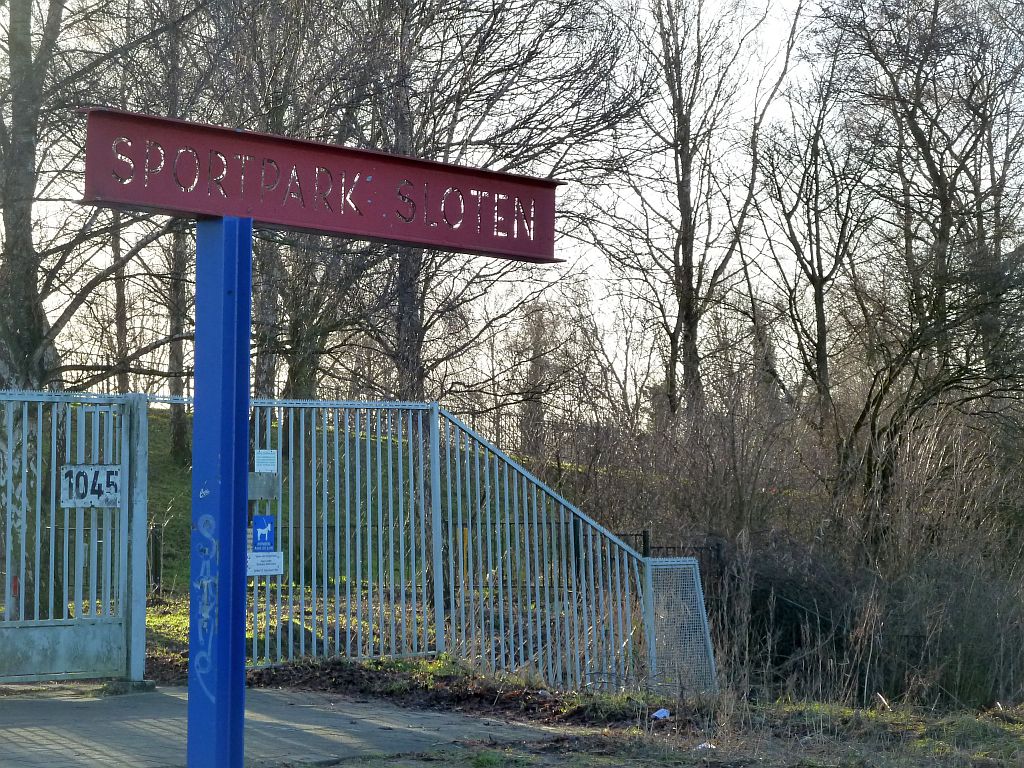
[188,216,253,768]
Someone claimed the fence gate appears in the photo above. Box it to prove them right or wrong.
[0,392,148,682]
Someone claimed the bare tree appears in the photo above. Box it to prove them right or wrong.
[587,0,800,417]
[755,48,872,426]
[350,0,647,402]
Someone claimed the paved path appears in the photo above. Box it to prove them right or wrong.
[0,686,551,767]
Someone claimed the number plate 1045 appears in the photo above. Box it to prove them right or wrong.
[60,465,122,508]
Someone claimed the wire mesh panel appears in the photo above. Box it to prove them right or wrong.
[646,557,717,695]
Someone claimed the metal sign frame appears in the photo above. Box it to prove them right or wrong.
[81,110,560,768]
[83,109,560,262]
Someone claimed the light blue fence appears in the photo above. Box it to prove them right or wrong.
[0,392,715,693]
[236,398,715,693]
[0,392,148,682]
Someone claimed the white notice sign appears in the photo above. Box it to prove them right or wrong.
[247,551,284,577]
[254,449,278,474]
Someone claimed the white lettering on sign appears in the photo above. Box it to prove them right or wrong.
[60,465,121,508]
[247,551,284,577]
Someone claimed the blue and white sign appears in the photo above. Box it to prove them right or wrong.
[252,515,275,553]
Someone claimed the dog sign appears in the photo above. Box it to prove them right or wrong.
[251,515,275,553]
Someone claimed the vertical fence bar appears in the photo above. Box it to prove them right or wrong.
[555,504,571,687]
[321,408,330,655]
[74,406,85,619]
[354,409,363,657]
[33,403,42,620]
[628,554,639,685]
[86,407,99,617]
[454,427,467,654]
[444,418,456,655]
[472,437,486,665]
[622,551,635,684]
[275,406,283,663]
[332,409,342,657]
[566,511,582,689]
[343,409,352,657]
[299,408,308,657]
[2,404,11,622]
[251,409,261,663]
[598,536,612,686]
[643,558,656,685]
[310,407,318,658]
[511,467,526,668]
[613,547,626,687]
[428,403,446,654]
[101,409,113,616]
[563,509,575,688]
[62,405,71,619]
[585,525,599,687]
[416,411,428,652]
[374,411,382,659]
[48,402,57,620]
[364,409,374,656]
[386,411,397,655]
[530,486,546,680]
[550,498,565,687]
[603,541,618,688]
[397,411,408,652]
[401,411,413,651]
[487,454,503,671]
[264,407,274,664]
[577,520,591,686]
[462,431,476,658]
[500,462,515,670]
[127,394,148,680]
[287,409,295,660]
[19,402,28,621]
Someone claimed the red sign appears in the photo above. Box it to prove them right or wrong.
[83,109,560,262]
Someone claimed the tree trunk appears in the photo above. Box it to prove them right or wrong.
[252,238,282,399]
[0,0,64,390]
[394,246,426,401]
[167,228,191,466]
[113,212,130,394]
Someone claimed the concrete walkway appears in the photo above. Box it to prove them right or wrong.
[0,686,551,767]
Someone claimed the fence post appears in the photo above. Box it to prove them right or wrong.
[126,393,149,681]
[429,402,446,653]
[643,558,656,687]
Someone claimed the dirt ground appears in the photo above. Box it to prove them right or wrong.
[144,597,1024,768]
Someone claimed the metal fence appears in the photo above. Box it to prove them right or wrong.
[0,392,715,692]
[239,398,715,693]
[0,392,147,682]
[245,400,439,664]
[440,409,647,690]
